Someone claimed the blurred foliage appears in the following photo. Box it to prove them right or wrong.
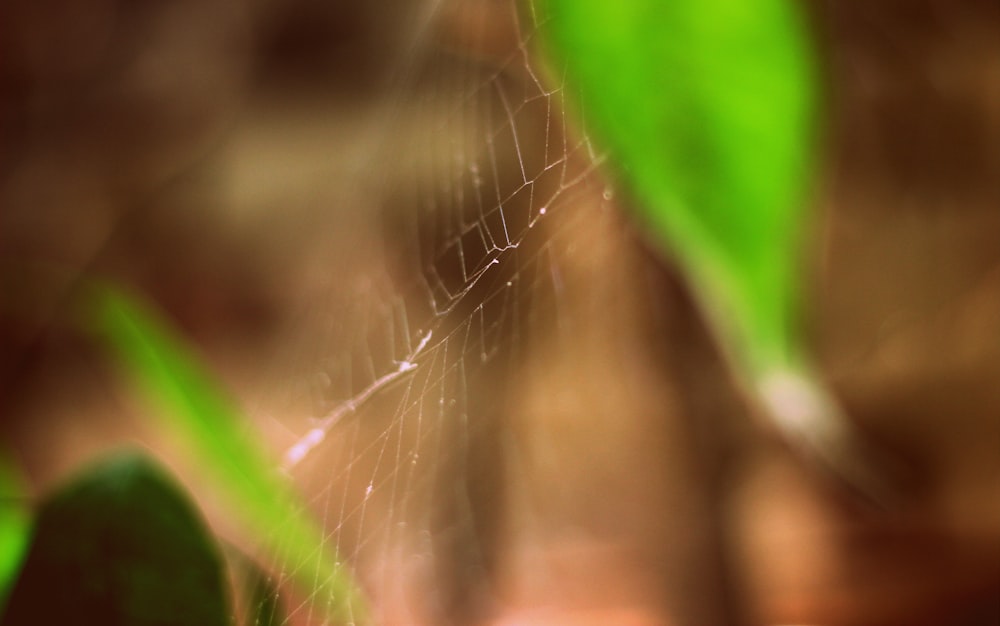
[530,0,817,379]
[527,0,911,502]
[86,283,369,625]
[0,456,29,611]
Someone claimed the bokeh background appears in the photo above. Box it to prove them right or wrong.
[2,0,998,624]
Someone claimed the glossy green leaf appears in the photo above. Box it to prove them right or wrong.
[530,0,817,378]
[0,455,29,610]
[0,452,229,626]
[86,284,370,625]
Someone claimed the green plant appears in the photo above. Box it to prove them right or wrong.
[86,284,371,625]
[0,284,370,625]
[0,455,29,611]
[1,452,232,626]
[529,0,889,498]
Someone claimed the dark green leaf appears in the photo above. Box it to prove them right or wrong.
[0,451,230,626]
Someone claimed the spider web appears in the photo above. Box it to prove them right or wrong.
[243,2,666,623]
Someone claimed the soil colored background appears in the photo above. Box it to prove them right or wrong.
[1,1,998,624]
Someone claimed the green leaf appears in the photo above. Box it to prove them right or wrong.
[0,455,30,610]
[530,0,817,378]
[0,451,229,626]
[85,283,370,625]
[529,0,899,502]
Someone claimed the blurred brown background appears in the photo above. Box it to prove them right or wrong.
[1,0,998,624]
